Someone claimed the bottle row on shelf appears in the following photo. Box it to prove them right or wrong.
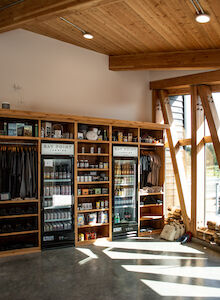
[77,174,109,182]
[114,187,134,197]
[78,187,108,196]
[77,211,108,226]
[44,210,71,221]
[115,177,134,185]
[77,160,108,169]
[79,146,104,154]
[78,200,108,211]
[44,221,72,232]
[114,163,134,176]
[44,166,71,180]
[114,211,133,223]
[114,199,135,206]
[44,185,72,196]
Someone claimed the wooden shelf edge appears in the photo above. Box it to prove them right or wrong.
[77,153,109,156]
[78,223,109,228]
[77,194,109,198]
[0,199,39,204]
[77,208,109,213]
[0,247,41,258]
[41,137,75,142]
[78,168,109,171]
[0,230,39,237]
[77,181,110,185]
[78,140,109,144]
[112,141,139,145]
[140,204,162,208]
[0,214,38,219]
[0,135,39,141]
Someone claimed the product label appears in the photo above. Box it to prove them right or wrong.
[42,143,74,156]
[113,146,138,157]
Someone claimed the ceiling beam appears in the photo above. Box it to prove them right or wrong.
[109,49,220,71]
[0,0,107,33]
[150,69,220,90]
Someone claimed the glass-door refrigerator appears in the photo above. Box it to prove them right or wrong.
[112,146,138,239]
[41,143,74,248]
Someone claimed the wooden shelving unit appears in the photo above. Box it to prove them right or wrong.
[0,108,167,254]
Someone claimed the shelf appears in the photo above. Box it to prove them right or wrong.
[140,142,164,147]
[0,214,38,219]
[77,208,109,213]
[139,229,162,236]
[78,223,109,228]
[78,153,109,156]
[44,205,71,210]
[77,194,109,198]
[114,175,134,177]
[114,205,134,208]
[115,184,134,187]
[0,199,39,204]
[140,204,162,208]
[77,139,109,144]
[112,141,139,145]
[114,195,135,198]
[44,179,71,182]
[41,137,75,142]
[78,181,109,185]
[44,218,71,222]
[140,216,163,221]
[140,192,164,196]
[0,230,39,237]
[0,135,39,141]
[78,168,109,171]
[0,247,41,257]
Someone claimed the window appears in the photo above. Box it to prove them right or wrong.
[205,143,220,225]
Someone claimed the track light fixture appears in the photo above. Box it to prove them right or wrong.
[60,17,94,39]
[190,0,210,23]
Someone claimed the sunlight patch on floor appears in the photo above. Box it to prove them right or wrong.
[103,248,206,260]
[94,240,204,254]
[141,279,220,297]
[123,265,220,281]
[76,248,98,265]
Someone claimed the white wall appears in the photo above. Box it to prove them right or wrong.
[149,70,211,82]
[0,29,151,122]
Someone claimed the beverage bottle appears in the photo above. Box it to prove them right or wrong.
[63,165,67,179]
[67,166,71,179]
[58,166,62,179]
[55,166,59,179]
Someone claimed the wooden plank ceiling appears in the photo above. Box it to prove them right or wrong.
[21,0,220,56]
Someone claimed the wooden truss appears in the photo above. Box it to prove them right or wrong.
[151,70,220,234]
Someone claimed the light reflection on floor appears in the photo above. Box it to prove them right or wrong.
[141,279,220,297]
[94,237,220,298]
[123,265,220,281]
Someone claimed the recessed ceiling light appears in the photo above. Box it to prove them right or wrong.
[195,13,210,23]
[83,33,94,39]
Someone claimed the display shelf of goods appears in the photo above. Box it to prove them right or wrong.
[77,123,109,142]
[140,129,164,145]
[112,126,138,143]
[41,121,74,140]
[0,117,39,138]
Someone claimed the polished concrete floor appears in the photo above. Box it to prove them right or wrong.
[1,237,220,300]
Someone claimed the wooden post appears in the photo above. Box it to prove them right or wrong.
[198,85,220,168]
[159,90,190,230]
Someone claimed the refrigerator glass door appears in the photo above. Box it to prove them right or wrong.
[113,159,137,225]
[43,158,73,234]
